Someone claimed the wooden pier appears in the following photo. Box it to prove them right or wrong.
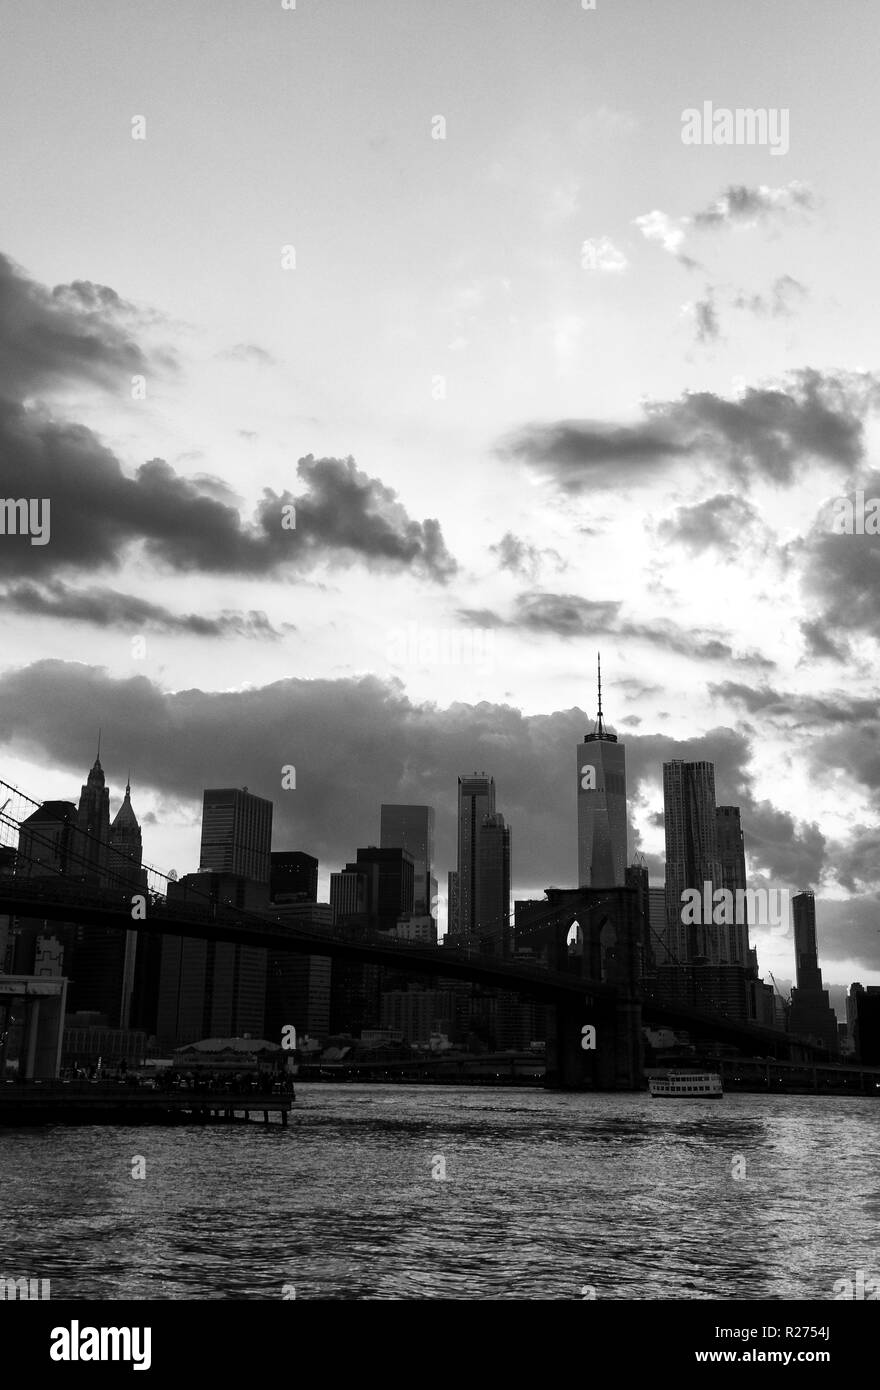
[0,1081,293,1127]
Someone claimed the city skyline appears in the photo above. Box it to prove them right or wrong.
[5,740,854,1016]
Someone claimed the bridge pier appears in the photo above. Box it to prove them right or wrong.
[545,994,643,1091]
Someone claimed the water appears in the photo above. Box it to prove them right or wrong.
[1,1085,876,1300]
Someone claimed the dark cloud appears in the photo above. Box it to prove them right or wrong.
[501,370,875,492]
[659,493,763,556]
[290,455,457,582]
[799,472,880,645]
[500,418,686,491]
[828,828,880,895]
[0,580,286,639]
[799,619,849,663]
[692,182,816,229]
[489,531,565,580]
[0,253,162,398]
[694,295,720,344]
[456,607,505,628]
[811,896,880,974]
[513,592,621,636]
[710,681,879,727]
[0,253,456,585]
[739,800,826,886]
[455,591,773,667]
[0,407,457,582]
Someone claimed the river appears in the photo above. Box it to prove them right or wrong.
[0,1085,875,1300]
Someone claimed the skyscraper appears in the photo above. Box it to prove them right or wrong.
[789,891,839,1055]
[716,805,749,965]
[270,851,319,903]
[453,774,496,943]
[354,847,415,930]
[663,760,723,963]
[577,657,628,888]
[792,890,823,990]
[380,805,437,919]
[69,761,143,1027]
[198,788,273,884]
[107,779,146,1028]
[76,750,111,884]
[475,812,511,955]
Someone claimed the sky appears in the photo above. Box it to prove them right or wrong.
[2,0,880,996]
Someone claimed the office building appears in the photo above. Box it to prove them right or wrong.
[353,847,415,931]
[11,802,79,979]
[654,963,750,1023]
[849,983,880,1065]
[452,774,496,943]
[663,760,723,964]
[15,801,78,880]
[788,891,838,1055]
[577,657,628,888]
[75,752,111,884]
[716,806,749,965]
[380,805,437,920]
[265,902,333,1046]
[476,813,511,955]
[330,867,369,923]
[198,788,273,884]
[648,885,670,966]
[156,872,269,1049]
[270,851,318,903]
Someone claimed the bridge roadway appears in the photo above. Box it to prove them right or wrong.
[0,874,810,1058]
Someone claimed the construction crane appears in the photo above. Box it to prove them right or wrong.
[768,971,790,1003]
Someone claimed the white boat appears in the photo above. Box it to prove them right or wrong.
[649,1070,722,1098]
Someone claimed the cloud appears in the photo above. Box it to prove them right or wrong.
[489,531,565,581]
[633,209,690,257]
[217,343,277,367]
[0,253,456,586]
[692,293,720,343]
[693,181,816,230]
[501,418,687,491]
[0,579,286,639]
[797,472,880,647]
[0,406,457,582]
[580,237,628,272]
[733,275,808,318]
[634,184,815,271]
[659,493,764,556]
[0,253,162,399]
[511,592,621,636]
[799,619,849,663]
[457,591,773,667]
[710,680,879,727]
[502,370,875,492]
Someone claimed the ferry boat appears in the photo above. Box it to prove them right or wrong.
[648,1071,723,1098]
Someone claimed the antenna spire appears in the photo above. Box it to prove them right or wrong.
[596,651,605,736]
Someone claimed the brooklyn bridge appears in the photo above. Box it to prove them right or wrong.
[0,776,826,1090]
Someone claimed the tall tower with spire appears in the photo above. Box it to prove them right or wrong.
[108,776,145,890]
[576,654,628,887]
[75,743,111,884]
